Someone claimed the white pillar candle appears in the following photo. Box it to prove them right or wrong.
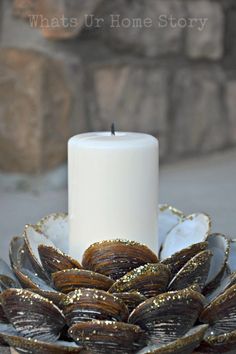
[68,131,159,260]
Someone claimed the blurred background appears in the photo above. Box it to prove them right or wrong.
[0,0,235,261]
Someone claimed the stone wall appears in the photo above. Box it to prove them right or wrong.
[0,0,236,173]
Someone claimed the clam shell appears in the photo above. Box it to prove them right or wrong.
[129,287,205,344]
[24,224,54,279]
[82,239,158,280]
[112,292,147,313]
[137,324,208,354]
[0,332,85,354]
[69,320,147,353]
[158,204,185,253]
[203,233,230,295]
[1,289,65,341]
[61,288,129,326]
[160,213,211,260]
[168,250,213,291]
[38,245,82,276]
[37,213,69,253]
[109,263,170,298]
[200,284,236,334]
[206,272,236,304]
[197,329,236,353]
[52,269,114,294]
[161,242,208,275]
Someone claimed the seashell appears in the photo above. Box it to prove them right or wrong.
[0,331,86,353]
[197,328,236,353]
[168,250,213,291]
[14,267,53,292]
[158,204,185,254]
[82,239,158,280]
[137,324,208,354]
[109,263,170,298]
[206,272,236,304]
[69,320,147,353]
[200,284,236,334]
[24,224,55,280]
[129,287,205,344]
[37,213,69,253]
[160,213,211,260]
[203,233,230,295]
[1,289,65,341]
[61,288,129,326]
[28,288,67,309]
[161,242,208,275]
[227,239,236,273]
[38,245,82,276]
[52,269,114,294]
[112,292,147,313]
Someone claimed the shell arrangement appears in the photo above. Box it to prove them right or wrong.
[0,206,236,353]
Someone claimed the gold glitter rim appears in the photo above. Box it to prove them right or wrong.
[129,286,205,319]
[37,212,68,229]
[205,329,236,345]
[169,250,213,288]
[109,263,170,293]
[159,204,185,219]
[62,287,125,307]
[69,319,142,332]
[52,268,110,277]
[0,332,82,352]
[162,241,208,264]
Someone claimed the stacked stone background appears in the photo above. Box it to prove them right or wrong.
[0,0,236,173]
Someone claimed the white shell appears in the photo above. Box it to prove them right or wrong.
[37,213,69,253]
[160,213,211,260]
[205,233,229,285]
[158,205,185,253]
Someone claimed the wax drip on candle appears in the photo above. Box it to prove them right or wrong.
[111,123,115,136]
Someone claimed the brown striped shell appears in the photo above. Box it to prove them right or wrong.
[52,269,114,294]
[69,320,147,353]
[61,288,129,326]
[0,289,65,341]
[129,287,205,344]
[82,239,158,280]
[109,263,170,298]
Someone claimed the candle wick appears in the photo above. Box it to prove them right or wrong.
[111,123,115,136]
